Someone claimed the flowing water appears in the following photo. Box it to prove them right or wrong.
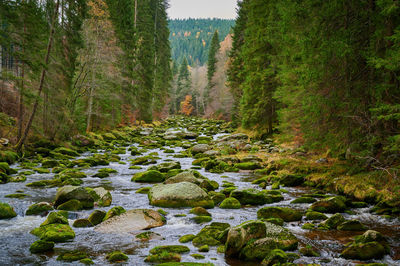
[0,128,399,265]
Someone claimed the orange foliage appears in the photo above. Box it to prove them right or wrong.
[180,95,194,116]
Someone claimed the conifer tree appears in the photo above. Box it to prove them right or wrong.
[205,30,220,103]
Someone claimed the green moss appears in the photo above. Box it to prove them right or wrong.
[302,223,316,230]
[299,246,320,257]
[318,213,346,230]
[136,187,151,194]
[291,197,317,204]
[136,231,153,241]
[145,252,181,263]
[88,210,106,225]
[41,211,68,226]
[150,245,190,254]
[341,242,386,260]
[0,202,17,219]
[191,253,205,259]
[198,245,209,252]
[0,162,17,175]
[73,219,93,228]
[179,234,196,243]
[5,193,28,199]
[192,222,230,247]
[264,217,284,226]
[31,224,75,242]
[219,197,241,209]
[80,258,94,265]
[57,250,88,262]
[26,202,54,216]
[190,207,211,216]
[305,211,328,220]
[310,196,347,213]
[132,170,165,183]
[57,199,83,211]
[261,249,289,265]
[217,245,225,253]
[257,207,302,222]
[337,220,367,231]
[106,251,129,263]
[29,240,54,253]
[41,160,60,168]
[103,206,126,221]
[208,191,225,205]
[234,162,262,170]
[192,216,212,224]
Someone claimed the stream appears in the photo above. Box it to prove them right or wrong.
[0,121,399,266]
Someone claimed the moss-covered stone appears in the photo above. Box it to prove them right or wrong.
[337,219,367,231]
[145,252,181,263]
[310,196,347,213]
[103,206,126,221]
[234,162,262,170]
[257,207,302,222]
[0,202,17,219]
[132,170,165,183]
[318,213,346,230]
[5,193,28,199]
[26,202,54,216]
[198,245,209,252]
[179,234,196,243]
[291,197,317,204]
[29,240,54,253]
[219,197,241,209]
[41,211,68,226]
[263,218,284,226]
[80,258,94,265]
[41,159,60,168]
[106,251,129,263]
[192,222,230,247]
[261,249,289,265]
[190,207,211,216]
[0,162,17,175]
[31,224,75,242]
[0,150,18,164]
[302,223,316,230]
[54,185,94,209]
[54,147,80,157]
[150,245,190,254]
[88,210,106,225]
[57,250,88,262]
[192,216,212,224]
[305,211,328,221]
[57,199,83,211]
[191,253,205,259]
[208,191,225,205]
[230,189,283,206]
[73,218,93,228]
[279,174,305,187]
[136,187,151,194]
[341,242,386,260]
[299,246,320,257]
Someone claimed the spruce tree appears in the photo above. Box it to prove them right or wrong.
[205,30,220,103]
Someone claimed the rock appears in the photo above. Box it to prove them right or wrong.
[92,187,112,207]
[240,155,262,163]
[191,144,211,154]
[219,133,248,142]
[57,199,83,211]
[225,220,298,260]
[263,218,284,226]
[72,134,94,147]
[198,245,209,252]
[190,207,211,216]
[261,249,288,265]
[54,186,94,209]
[57,251,88,262]
[204,150,221,156]
[234,162,262,170]
[31,224,75,242]
[106,251,128,263]
[357,230,387,244]
[148,182,214,208]
[341,242,386,260]
[0,162,17,175]
[41,211,68,226]
[41,159,60,168]
[88,210,106,225]
[192,222,230,247]
[135,231,162,241]
[54,147,80,157]
[132,170,165,183]
[257,207,302,222]
[310,196,347,213]
[337,220,367,231]
[192,216,212,224]
[73,219,93,228]
[279,174,304,187]
[95,209,165,233]
[157,161,181,172]
[179,234,196,243]
[29,240,54,253]
[80,258,94,265]
[209,191,226,205]
[291,197,316,204]
[318,213,346,230]
[150,245,190,254]
[103,206,126,221]
[26,202,54,216]
[302,223,316,230]
[0,202,17,219]
[165,171,201,185]
[191,253,205,259]
[219,197,241,209]
[230,188,283,206]
[145,253,181,263]
[299,246,320,257]
[305,211,327,220]
[136,187,151,194]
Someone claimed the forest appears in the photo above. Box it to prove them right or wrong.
[0,0,400,265]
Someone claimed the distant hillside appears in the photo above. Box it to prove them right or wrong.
[169,18,235,66]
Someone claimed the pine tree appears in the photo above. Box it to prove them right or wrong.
[175,58,191,113]
[205,30,220,103]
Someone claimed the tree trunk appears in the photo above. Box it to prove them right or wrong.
[86,86,93,133]
[15,0,60,152]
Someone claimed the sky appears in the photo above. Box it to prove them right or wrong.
[168,0,238,19]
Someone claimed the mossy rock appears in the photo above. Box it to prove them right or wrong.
[5,193,28,199]
[198,245,209,252]
[302,223,316,230]
[192,216,212,224]
[106,251,129,263]
[234,162,262,170]
[305,211,327,221]
[26,181,47,187]
[191,253,205,259]
[0,172,10,184]
[103,206,126,221]
[10,174,27,183]
[219,197,241,209]
[92,172,109,178]
[150,245,190,254]
[261,249,289,265]
[192,222,230,247]
[26,202,54,216]
[341,242,386,260]
[0,162,17,175]
[179,234,196,243]
[351,201,369,208]
[136,187,151,194]
[310,196,347,213]
[57,250,88,262]
[41,211,68,226]
[136,231,162,241]
[54,185,94,209]
[230,189,283,206]
[208,191,225,205]
[29,240,54,253]
[157,161,181,172]
[299,246,320,257]
[33,168,50,174]
[41,159,60,168]
[54,147,80,157]
[337,219,367,231]
[291,197,316,204]
[31,224,75,242]
[263,217,284,226]
[190,207,211,216]
[257,207,302,222]
[145,252,181,263]
[318,213,346,230]
[0,150,18,164]
[73,218,93,228]
[279,174,304,187]
[80,258,94,265]
[57,199,83,211]
[0,202,17,219]
[88,210,106,225]
[132,170,165,183]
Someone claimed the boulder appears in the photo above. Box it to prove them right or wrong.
[165,171,201,185]
[103,206,126,221]
[31,224,75,242]
[279,174,304,187]
[310,196,347,213]
[93,187,112,207]
[257,207,302,222]
[26,202,54,216]
[95,209,165,234]
[192,222,230,247]
[191,144,211,154]
[29,240,54,253]
[106,251,128,263]
[88,210,106,225]
[230,189,283,206]
[41,211,68,226]
[225,220,298,261]
[305,211,327,221]
[337,220,367,231]
[234,162,262,170]
[132,170,165,183]
[318,213,345,230]
[220,197,241,209]
[54,186,94,209]
[148,182,214,208]
[156,161,181,172]
[341,242,386,260]
[0,202,17,219]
